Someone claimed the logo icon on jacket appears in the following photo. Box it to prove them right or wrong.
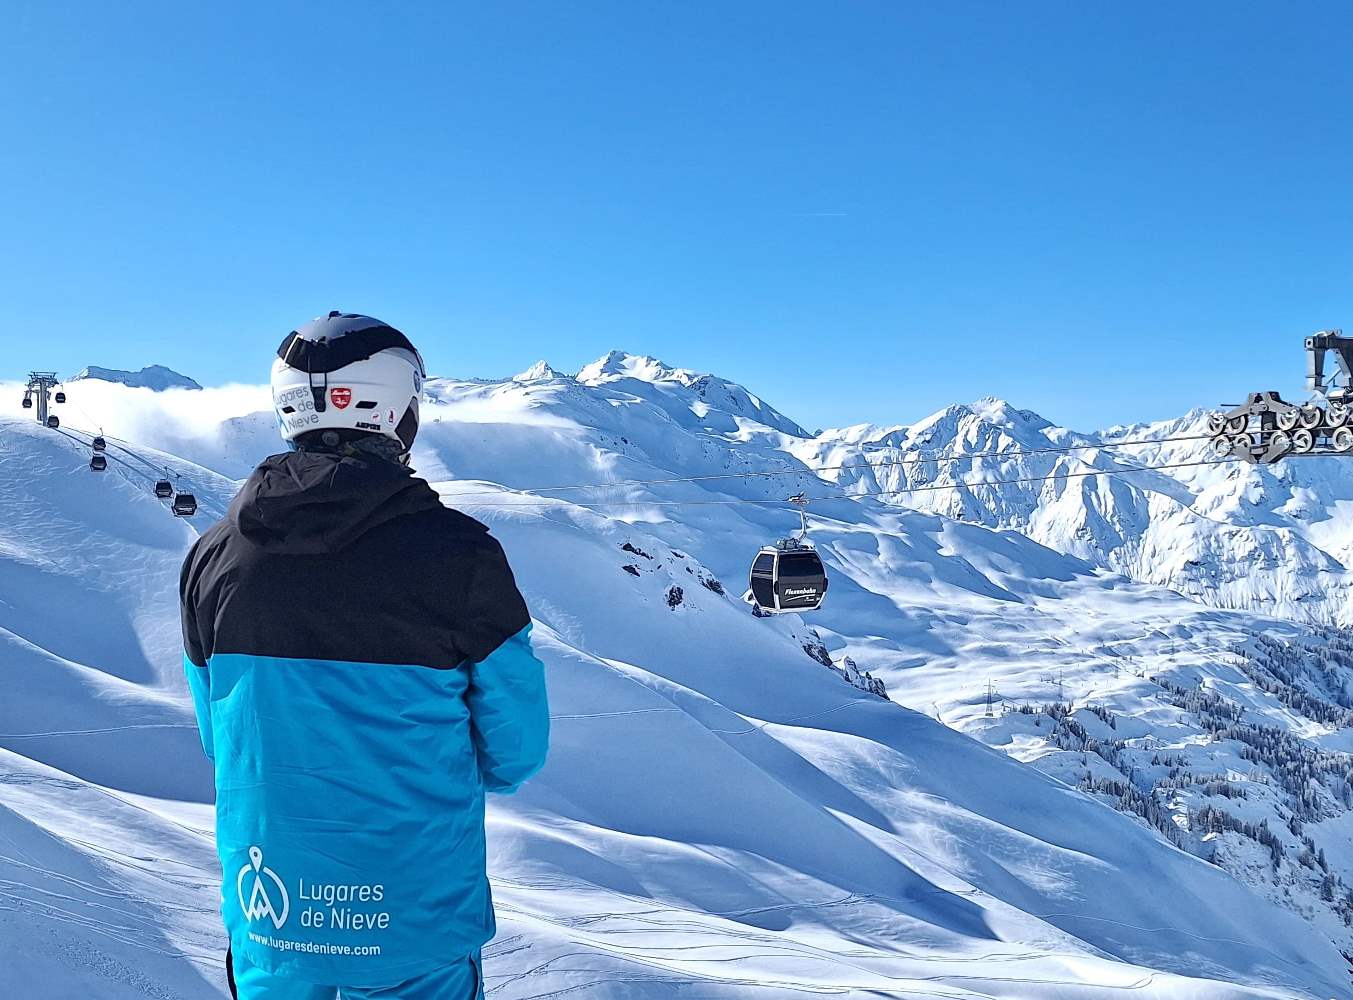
[238,846,290,929]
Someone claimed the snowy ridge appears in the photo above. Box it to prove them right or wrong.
[2,352,1352,997]
[575,350,811,439]
[68,365,202,391]
[804,401,1353,626]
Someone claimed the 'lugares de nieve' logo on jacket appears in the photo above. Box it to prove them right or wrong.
[238,846,289,929]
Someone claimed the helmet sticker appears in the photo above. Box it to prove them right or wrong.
[330,387,353,409]
[386,408,396,424]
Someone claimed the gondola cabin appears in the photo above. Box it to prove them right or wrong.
[89,454,107,472]
[172,493,198,517]
[21,396,31,409]
[54,391,66,404]
[748,541,828,614]
[46,415,59,429]
[154,479,174,499]
[92,436,106,451]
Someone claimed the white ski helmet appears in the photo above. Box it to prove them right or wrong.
[271,312,426,452]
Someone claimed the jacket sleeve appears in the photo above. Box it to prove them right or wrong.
[179,541,215,761]
[458,538,549,794]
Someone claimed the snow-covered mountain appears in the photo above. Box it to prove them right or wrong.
[574,350,812,438]
[69,364,202,391]
[3,354,1353,998]
[800,398,1353,627]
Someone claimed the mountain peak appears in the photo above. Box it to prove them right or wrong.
[513,360,569,382]
[573,350,808,437]
[70,365,202,391]
[968,396,1054,432]
[576,351,683,385]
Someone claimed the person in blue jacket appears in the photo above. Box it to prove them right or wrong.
[180,313,549,999]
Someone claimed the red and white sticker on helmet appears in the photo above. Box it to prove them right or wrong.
[330,387,352,409]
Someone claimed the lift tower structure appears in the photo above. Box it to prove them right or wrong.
[24,372,61,427]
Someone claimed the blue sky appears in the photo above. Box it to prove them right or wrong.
[2,2,1351,432]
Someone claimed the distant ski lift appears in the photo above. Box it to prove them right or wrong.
[46,415,59,429]
[747,494,829,614]
[54,390,66,404]
[89,453,107,472]
[154,479,174,499]
[21,395,32,409]
[92,436,106,451]
[172,493,198,517]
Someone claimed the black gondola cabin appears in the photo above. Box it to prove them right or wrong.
[748,542,828,614]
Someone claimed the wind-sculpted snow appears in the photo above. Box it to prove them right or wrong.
[0,750,221,999]
[0,419,231,801]
[2,353,1351,997]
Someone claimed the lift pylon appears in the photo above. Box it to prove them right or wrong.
[23,372,62,428]
[1209,332,1353,465]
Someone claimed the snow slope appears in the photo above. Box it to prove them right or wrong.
[2,357,1351,998]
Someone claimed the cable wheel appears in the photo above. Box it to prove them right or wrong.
[1275,408,1301,431]
[1207,412,1226,434]
[1333,427,1353,453]
[1326,402,1350,429]
[1292,428,1316,453]
[1299,405,1324,430]
[1224,415,1248,434]
[1209,436,1234,458]
[1268,430,1292,456]
[1231,433,1255,455]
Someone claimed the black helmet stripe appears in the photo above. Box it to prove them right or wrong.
[276,325,424,375]
[394,403,419,451]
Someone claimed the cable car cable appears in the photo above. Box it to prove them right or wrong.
[53,423,211,520]
[63,419,212,507]
[436,430,1218,499]
[453,457,1234,509]
[53,427,155,487]
[54,387,170,484]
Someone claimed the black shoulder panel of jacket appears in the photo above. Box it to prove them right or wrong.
[180,503,530,671]
[180,534,210,668]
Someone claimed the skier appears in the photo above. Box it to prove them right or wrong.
[180,312,549,999]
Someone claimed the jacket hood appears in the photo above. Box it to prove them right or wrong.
[232,451,445,554]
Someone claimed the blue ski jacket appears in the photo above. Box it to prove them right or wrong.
[180,450,549,985]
